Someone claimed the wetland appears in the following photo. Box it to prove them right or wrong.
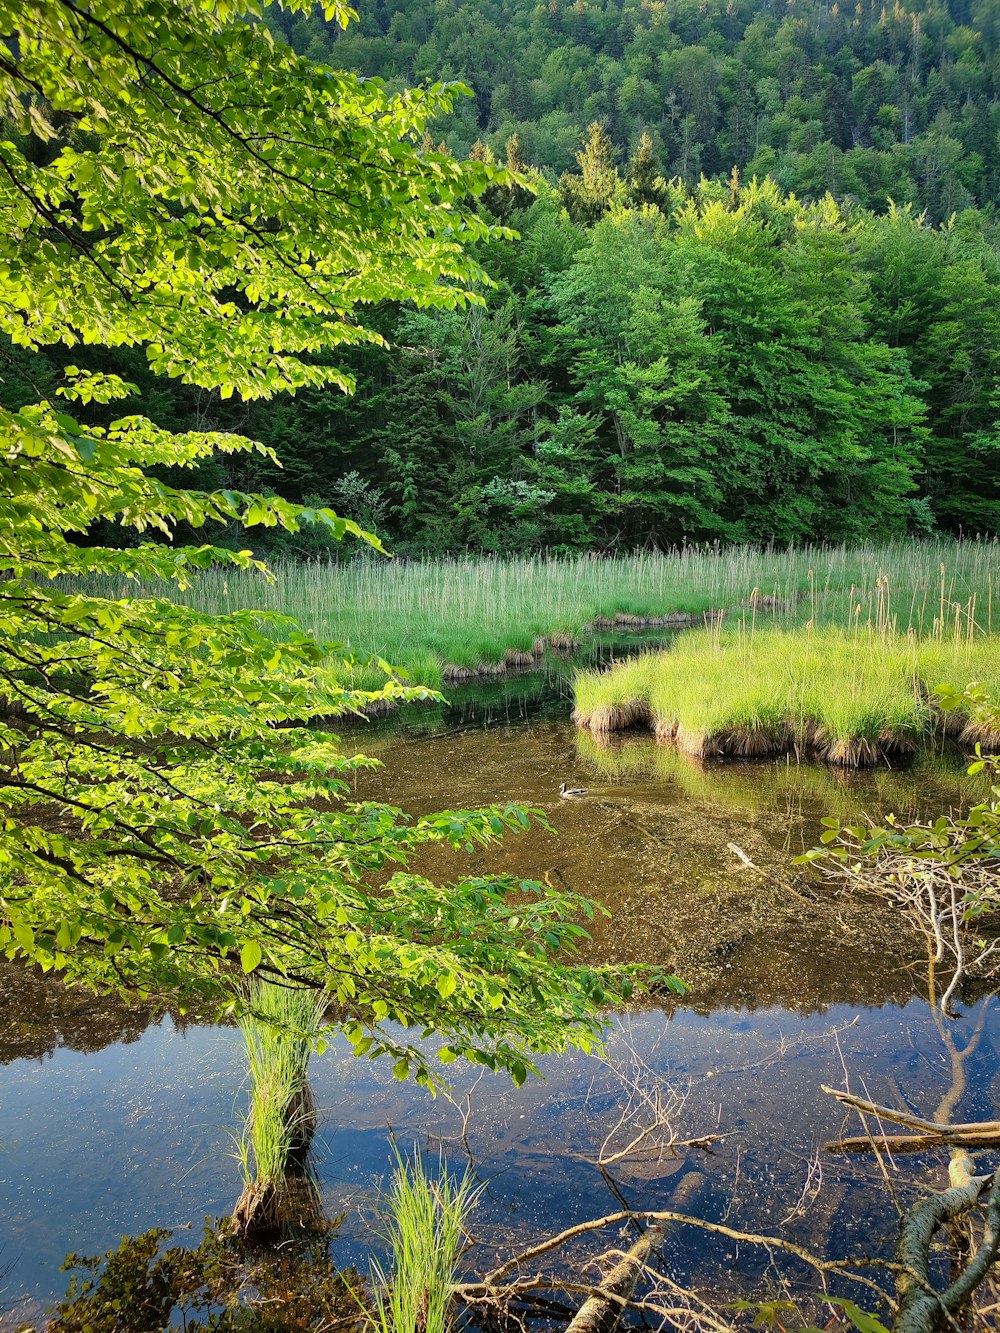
[1,657,995,1324]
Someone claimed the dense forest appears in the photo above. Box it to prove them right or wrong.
[5,0,1000,552]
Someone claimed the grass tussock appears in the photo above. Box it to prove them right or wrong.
[573,626,1000,768]
[72,538,1000,692]
[370,1152,476,1333]
[233,980,328,1237]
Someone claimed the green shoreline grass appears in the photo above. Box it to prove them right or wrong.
[76,539,1000,691]
[233,981,327,1236]
[572,625,1000,767]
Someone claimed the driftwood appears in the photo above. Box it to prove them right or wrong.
[822,1086,1000,1154]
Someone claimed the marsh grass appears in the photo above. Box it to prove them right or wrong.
[369,1152,475,1333]
[232,981,328,1237]
[573,625,1000,767]
[74,539,1000,690]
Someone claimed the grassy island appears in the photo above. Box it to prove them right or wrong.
[572,625,1000,767]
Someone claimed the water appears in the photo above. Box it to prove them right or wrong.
[0,656,994,1317]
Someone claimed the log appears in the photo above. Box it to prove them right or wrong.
[564,1172,704,1333]
[827,1128,1000,1155]
[563,1226,664,1333]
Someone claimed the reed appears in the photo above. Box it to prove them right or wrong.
[369,1152,475,1333]
[72,538,1000,690]
[573,625,1000,768]
[232,980,328,1237]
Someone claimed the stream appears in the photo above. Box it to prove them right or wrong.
[1,642,996,1319]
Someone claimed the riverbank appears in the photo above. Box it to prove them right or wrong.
[572,626,1000,766]
[76,539,1000,691]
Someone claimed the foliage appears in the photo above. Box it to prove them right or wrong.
[0,0,676,1085]
[44,1224,365,1333]
[370,1152,475,1333]
[271,0,1000,220]
[16,175,1000,553]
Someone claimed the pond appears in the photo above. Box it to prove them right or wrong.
[1,650,995,1321]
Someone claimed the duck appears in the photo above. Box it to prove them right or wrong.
[559,782,589,799]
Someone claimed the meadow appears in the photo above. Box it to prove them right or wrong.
[78,538,1000,692]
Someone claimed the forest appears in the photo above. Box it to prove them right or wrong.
[4,0,1000,555]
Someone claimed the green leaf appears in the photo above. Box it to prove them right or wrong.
[822,1299,891,1333]
[240,940,263,973]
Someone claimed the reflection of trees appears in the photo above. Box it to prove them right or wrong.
[37,1222,359,1333]
[0,961,162,1063]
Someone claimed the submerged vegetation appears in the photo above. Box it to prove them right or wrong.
[573,625,1000,767]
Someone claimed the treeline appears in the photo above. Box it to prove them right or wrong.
[7,172,997,553]
[4,0,1000,554]
[270,0,1000,222]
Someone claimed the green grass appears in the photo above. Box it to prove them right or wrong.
[572,625,1000,767]
[233,980,328,1235]
[75,538,1000,692]
[370,1152,475,1333]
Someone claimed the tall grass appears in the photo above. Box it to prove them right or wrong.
[369,1152,475,1333]
[73,538,1000,690]
[232,980,328,1236]
[573,625,1000,767]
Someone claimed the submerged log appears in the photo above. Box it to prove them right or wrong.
[564,1172,704,1333]
[564,1228,664,1333]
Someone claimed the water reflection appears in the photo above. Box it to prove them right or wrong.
[0,684,993,1311]
[353,719,984,1008]
[3,997,995,1313]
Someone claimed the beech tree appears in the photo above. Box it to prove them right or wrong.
[0,0,672,1084]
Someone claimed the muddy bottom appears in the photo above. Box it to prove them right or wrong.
[0,706,993,1317]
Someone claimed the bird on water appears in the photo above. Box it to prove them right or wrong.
[559,782,588,798]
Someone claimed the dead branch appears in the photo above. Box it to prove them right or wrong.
[823,1086,1000,1154]
[591,1026,724,1167]
[453,1205,896,1309]
[894,1156,1000,1333]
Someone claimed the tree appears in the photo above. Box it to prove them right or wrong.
[0,0,673,1084]
[559,121,622,224]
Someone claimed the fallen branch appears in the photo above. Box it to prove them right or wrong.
[823,1087,1000,1138]
[828,1130,1000,1155]
[453,1202,895,1308]
[822,1086,1000,1154]
[894,1155,1000,1333]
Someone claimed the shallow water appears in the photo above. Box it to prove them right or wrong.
[0,662,995,1316]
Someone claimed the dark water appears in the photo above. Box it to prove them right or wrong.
[0,656,995,1317]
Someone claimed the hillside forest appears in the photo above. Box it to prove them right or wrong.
[4,0,1000,553]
